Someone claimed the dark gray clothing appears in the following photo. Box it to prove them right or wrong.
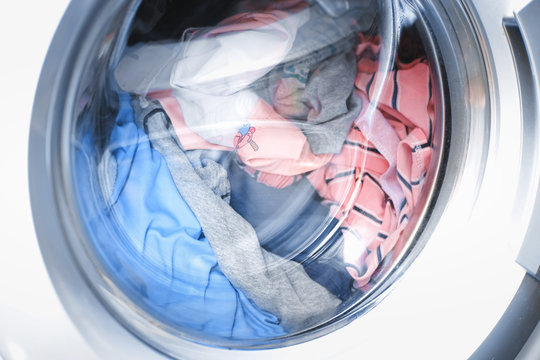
[293,52,362,155]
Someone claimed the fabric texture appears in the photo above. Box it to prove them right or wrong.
[342,36,433,287]
[132,96,342,332]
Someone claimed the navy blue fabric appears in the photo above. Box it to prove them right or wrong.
[225,159,353,299]
[300,227,353,300]
[73,93,286,340]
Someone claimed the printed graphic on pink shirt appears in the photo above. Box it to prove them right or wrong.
[234,124,259,151]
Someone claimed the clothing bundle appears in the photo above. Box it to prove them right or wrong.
[95,0,434,340]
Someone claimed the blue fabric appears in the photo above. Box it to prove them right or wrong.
[74,93,285,340]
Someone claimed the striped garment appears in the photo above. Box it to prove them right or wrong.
[317,35,434,287]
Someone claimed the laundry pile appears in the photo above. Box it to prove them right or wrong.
[84,0,434,340]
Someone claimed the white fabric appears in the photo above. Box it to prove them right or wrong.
[171,9,310,96]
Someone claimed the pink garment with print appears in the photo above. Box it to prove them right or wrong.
[149,90,332,176]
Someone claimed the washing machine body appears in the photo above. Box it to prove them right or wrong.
[19,0,540,358]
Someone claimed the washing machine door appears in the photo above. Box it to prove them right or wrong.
[29,0,540,358]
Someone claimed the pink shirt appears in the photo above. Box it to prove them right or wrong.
[149,90,332,176]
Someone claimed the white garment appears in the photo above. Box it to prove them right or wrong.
[171,9,310,96]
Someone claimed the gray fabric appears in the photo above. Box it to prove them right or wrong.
[253,33,356,104]
[132,96,341,331]
[186,150,231,203]
[281,4,368,66]
[292,51,362,154]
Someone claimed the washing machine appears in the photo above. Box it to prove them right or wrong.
[2,0,540,358]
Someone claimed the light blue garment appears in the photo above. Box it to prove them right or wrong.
[74,92,285,340]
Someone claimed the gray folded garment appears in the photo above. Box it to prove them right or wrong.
[132,96,342,332]
[284,51,362,155]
